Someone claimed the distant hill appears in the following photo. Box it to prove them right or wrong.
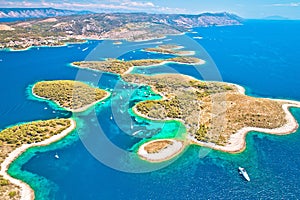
[0,7,93,19]
[263,15,290,20]
[0,12,243,50]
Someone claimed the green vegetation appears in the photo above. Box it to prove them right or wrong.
[101,22,180,42]
[0,176,9,186]
[0,119,71,152]
[33,80,108,111]
[8,191,17,198]
[158,44,182,49]
[0,175,20,199]
[194,124,208,142]
[73,57,203,75]
[136,97,182,119]
[0,179,19,200]
[168,57,202,64]
[144,44,194,56]
[0,119,72,200]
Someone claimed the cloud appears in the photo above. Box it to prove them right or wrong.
[156,6,187,14]
[269,2,300,7]
[121,1,155,8]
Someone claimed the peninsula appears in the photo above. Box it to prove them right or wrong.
[32,80,110,112]
[121,74,300,161]
[72,57,205,75]
[0,118,76,200]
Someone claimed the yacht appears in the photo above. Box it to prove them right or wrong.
[238,167,250,181]
[55,153,59,159]
[82,47,89,51]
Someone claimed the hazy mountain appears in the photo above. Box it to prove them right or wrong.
[0,7,93,19]
[263,15,289,20]
[52,12,243,32]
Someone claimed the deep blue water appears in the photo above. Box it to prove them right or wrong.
[1,20,300,199]
[0,18,29,22]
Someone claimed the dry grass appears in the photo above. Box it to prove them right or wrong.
[144,140,173,154]
[0,25,14,31]
[144,47,193,56]
[37,18,58,23]
[198,93,285,145]
[123,74,287,146]
[0,180,20,200]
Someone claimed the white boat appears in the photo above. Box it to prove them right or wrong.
[82,47,89,51]
[193,36,203,39]
[132,130,142,136]
[130,121,133,129]
[55,153,59,159]
[238,167,250,181]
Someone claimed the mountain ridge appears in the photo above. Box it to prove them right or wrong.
[0,7,93,19]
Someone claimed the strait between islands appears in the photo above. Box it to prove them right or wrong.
[71,52,300,163]
[0,119,76,200]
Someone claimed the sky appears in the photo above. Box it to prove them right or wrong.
[0,0,300,19]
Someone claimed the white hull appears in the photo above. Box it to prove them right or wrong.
[239,167,250,181]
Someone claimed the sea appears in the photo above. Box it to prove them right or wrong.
[1,20,300,199]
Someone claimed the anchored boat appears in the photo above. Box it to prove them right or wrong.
[238,167,250,181]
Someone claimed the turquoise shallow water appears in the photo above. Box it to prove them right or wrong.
[1,20,300,199]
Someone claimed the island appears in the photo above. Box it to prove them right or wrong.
[113,41,123,45]
[121,73,300,161]
[70,43,300,162]
[0,118,76,200]
[32,80,110,112]
[143,44,195,56]
[138,139,185,162]
[0,12,242,50]
[72,57,205,75]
